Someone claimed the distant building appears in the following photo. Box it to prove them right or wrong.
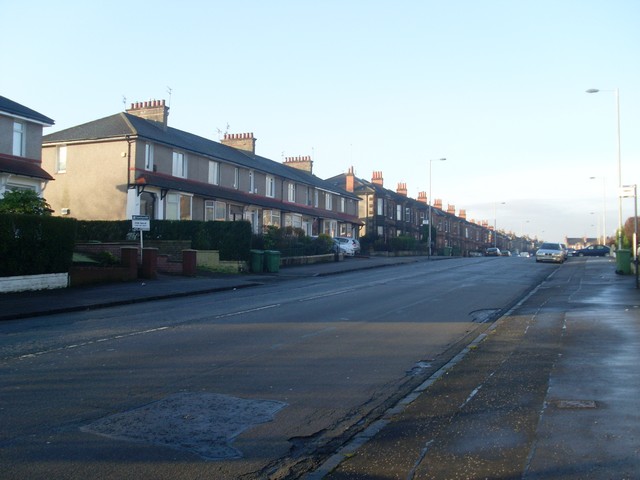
[0,96,54,197]
[41,99,360,236]
[328,168,493,255]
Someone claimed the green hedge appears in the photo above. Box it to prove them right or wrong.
[0,214,77,276]
[75,220,252,261]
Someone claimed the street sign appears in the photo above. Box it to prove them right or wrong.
[620,185,637,198]
[132,215,150,231]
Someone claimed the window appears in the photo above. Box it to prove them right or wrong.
[266,176,275,198]
[377,198,383,215]
[208,161,219,185]
[56,145,67,173]
[249,170,255,193]
[12,121,25,157]
[288,183,296,202]
[166,193,192,220]
[396,205,402,221]
[263,209,281,227]
[172,152,187,178]
[234,167,239,189]
[144,143,154,171]
[314,190,319,208]
[325,193,332,210]
[340,197,346,213]
[205,200,226,221]
[405,207,411,221]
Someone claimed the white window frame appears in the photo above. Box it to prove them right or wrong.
[12,121,25,157]
[396,205,402,221]
[288,183,296,202]
[266,175,275,198]
[56,145,67,173]
[208,161,220,185]
[249,170,255,193]
[340,197,346,213]
[234,167,239,189]
[377,198,383,215]
[325,193,332,210]
[166,193,192,220]
[172,152,187,178]
[144,143,154,171]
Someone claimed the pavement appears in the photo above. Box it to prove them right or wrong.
[2,255,639,479]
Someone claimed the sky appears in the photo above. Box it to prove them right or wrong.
[3,0,639,241]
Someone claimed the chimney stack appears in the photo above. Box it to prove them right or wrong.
[345,166,355,192]
[434,199,443,210]
[126,99,169,130]
[417,191,428,204]
[447,204,455,215]
[371,171,384,186]
[283,155,313,174]
[397,182,407,196]
[222,132,256,155]
[459,209,467,220]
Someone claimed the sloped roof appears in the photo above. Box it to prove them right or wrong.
[0,96,54,126]
[135,171,361,223]
[0,153,54,181]
[43,113,358,200]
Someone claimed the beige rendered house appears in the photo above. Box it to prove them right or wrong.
[0,96,54,196]
[41,100,360,237]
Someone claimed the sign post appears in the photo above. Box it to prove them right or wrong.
[620,185,638,289]
[131,215,151,253]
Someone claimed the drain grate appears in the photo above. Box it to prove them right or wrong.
[550,399,598,409]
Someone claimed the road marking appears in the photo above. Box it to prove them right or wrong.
[16,327,169,360]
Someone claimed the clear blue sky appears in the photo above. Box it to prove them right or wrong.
[4,0,639,242]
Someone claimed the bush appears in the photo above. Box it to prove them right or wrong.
[0,214,77,276]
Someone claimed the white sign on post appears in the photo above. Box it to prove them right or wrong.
[131,215,150,251]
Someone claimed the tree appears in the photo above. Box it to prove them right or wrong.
[0,190,53,215]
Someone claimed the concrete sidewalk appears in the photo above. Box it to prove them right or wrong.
[316,258,640,479]
[0,255,423,321]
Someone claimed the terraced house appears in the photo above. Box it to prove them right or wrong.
[0,96,54,196]
[329,168,496,255]
[41,100,360,237]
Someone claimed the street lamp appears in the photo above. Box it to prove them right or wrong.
[589,176,607,245]
[494,201,506,248]
[428,158,447,258]
[586,88,622,249]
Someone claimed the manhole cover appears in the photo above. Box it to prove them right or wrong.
[81,392,287,460]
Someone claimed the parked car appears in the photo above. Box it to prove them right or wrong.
[501,250,512,257]
[567,248,577,257]
[576,244,611,257]
[519,252,531,258]
[334,237,360,256]
[535,242,566,263]
[485,247,501,256]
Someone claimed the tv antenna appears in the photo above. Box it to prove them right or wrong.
[166,86,173,107]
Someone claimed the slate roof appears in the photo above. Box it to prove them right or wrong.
[0,96,54,126]
[43,113,358,200]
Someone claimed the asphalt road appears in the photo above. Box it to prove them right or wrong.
[0,257,552,479]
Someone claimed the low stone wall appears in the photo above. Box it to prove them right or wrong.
[0,273,69,293]
[281,253,338,267]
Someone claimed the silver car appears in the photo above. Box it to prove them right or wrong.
[535,242,566,263]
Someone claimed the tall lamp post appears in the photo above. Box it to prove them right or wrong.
[589,176,607,245]
[428,158,447,258]
[586,88,622,249]
[494,201,506,248]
